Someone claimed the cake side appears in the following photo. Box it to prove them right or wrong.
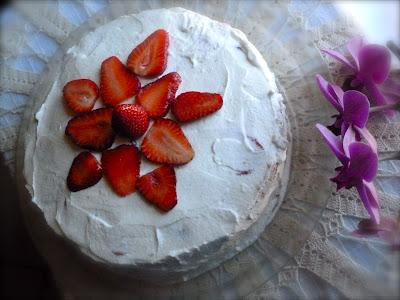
[26,7,289,282]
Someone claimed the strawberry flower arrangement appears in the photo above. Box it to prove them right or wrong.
[316,37,400,249]
[64,29,223,212]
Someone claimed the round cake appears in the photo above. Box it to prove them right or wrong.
[23,7,290,283]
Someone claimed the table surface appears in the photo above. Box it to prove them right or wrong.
[1,1,399,299]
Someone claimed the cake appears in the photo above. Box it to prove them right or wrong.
[23,7,290,283]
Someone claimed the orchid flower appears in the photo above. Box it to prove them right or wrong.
[316,74,377,154]
[315,127,380,223]
[354,215,400,251]
[322,37,400,108]
[331,142,379,224]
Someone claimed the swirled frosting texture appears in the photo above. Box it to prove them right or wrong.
[30,8,289,281]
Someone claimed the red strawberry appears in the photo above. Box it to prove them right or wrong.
[141,119,194,165]
[127,29,169,77]
[136,72,181,118]
[112,104,149,139]
[172,92,223,122]
[100,56,141,106]
[65,107,116,151]
[67,151,103,192]
[63,79,99,114]
[101,144,141,197]
[137,166,177,211]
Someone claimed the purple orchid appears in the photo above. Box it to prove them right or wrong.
[331,142,379,224]
[315,37,400,237]
[315,74,377,153]
[315,127,380,223]
[322,37,400,108]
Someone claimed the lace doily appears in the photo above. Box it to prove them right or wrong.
[1,1,399,299]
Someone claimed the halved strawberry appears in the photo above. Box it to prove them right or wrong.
[127,29,169,77]
[63,79,99,114]
[172,92,223,122]
[112,104,149,139]
[141,119,194,165]
[101,144,141,197]
[67,151,103,192]
[100,56,141,106]
[137,166,177,211]
[136,72,181,118]
[65,107,116,151]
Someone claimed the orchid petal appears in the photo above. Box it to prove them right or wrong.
[315,74,344,112]
[379,77,400,105]
[329,84,345,107]
[348,142,378,182]
[343,127,356,158]
[322,49,356,71]
[340,121,349,138]
[380,76,400,95]
[356,181,380,224]
[316,124,348,164]
[359,44,391,84]
[342,90,370,128]
[354,125,378,154]
[355,217,400,248]
[347,37,364,70]
[367,82,398,117]
[365,81,388,106]
[363,180,380,205]
[377,218,399,232]
[353,218,380,236]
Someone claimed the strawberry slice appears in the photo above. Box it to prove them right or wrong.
[136,72,181,118]
[141,119,194,165]
[65,107,116,151]
[63,79,99,114]
[67,151,103,192]
[137,166,177,211]
[127,29,169,77]
[100,56,141,106]
[101,144,141,197]
[112,104,149,139]
[172,92,223,122]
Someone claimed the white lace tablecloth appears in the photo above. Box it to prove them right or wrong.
[1,1,399,299]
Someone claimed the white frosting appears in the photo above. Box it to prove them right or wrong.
[28,8,289,282]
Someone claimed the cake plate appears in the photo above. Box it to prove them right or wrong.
[16,1,347,298]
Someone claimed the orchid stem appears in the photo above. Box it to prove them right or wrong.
[369,102,400,113]
[379,152,400,161]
